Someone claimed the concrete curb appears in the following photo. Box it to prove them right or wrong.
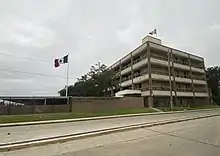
[0,113,219,152]
[0,108,219,128]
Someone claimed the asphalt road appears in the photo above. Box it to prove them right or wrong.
[57,115,220,156]
[0,109,220,145]
[1,111,220,156]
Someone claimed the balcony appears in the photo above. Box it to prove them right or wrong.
[121,55,148,76]
[121,65,132,75]
[151,86,171,96]
[192,75,206,85]
[151,70,170,81]
[176,91,194,97]
[173,59,189,66]
[133,71,149,84]
[111,61,120,69]
[121,75,131,82]
[191,67,205,73]
[149,42,169,52]
[194,92,209,97]
[150,55,205,73]
[121,63,131,70]
[194,88,207,93]
[172,49,188,58]
[141,87,150,96]
[174,75,191,83]
[192,75,205,81]
[191,63,204,69]
[121,79,132,87]
[133,56,148,70]
[150,54,168,61]
[150,58,169,66]
[132,43,147,57]
[152,70,169,76]
[152,86,170,91]
[176,88,193,92]
[193,79,207,85]
[173,62,190,71]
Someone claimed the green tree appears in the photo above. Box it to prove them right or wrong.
[58,62,119,97]
[206,66,220,104]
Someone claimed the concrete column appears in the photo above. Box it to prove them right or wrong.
[203,59,212,104]
[168,49,173,109]
[119,60,122,91]
[148,96,153,108]
[131,53,134,90]
[170,49,177,106]
[147,42,153,107]
[44,98,47,105]
[202,59,210,105]
[8,98,11,115]
[32,97,35,114]
[188,55,195,105]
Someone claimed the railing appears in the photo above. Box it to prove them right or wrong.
[115,70,120,74]
[115,72,120,77]
[121,71,148,83]
[151,54,168,61]
[121,63,131,70]
[174,74,205,81]
[121,76,131,82]
[133,70,148,78]
[152,86,170,91]
[173,60,189,66]
[133,55,147,64]
[194,88,207,93]
[176,88,192,92]
[191,63,204,69]
[192,76,206,81]
[121,55,147,71]
[151,70,169,76]
[175,74,191,79]
[141,87,150,91]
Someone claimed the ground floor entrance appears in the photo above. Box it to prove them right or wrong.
[144,96,210,108]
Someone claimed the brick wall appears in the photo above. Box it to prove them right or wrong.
[0,104,70,115]
[71,97,144,113]
[0,97,144,115]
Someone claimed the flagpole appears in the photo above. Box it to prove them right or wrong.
[65,54,69,97]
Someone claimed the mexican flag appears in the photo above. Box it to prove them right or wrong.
[149,29,157,35]
[54,55,68,68]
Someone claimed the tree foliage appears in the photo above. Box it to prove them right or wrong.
[59,62,119,97]
[206,66,220,104]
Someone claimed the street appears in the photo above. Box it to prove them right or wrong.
[56,115,220,156]
[0,110,220,156]
[0,110,220,144]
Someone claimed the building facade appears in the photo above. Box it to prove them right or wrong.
[110,35,210,108]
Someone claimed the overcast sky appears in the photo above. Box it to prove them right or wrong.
[0,0,219,96]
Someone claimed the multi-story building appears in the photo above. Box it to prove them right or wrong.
[110,35,210,108]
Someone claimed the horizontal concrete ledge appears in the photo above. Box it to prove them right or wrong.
[0,108,219,128]
[0,113,219,152]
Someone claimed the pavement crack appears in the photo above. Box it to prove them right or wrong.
[145,128,220,149]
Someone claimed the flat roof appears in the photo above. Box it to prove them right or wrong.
[109,40,204,69]
[0,96,68,100]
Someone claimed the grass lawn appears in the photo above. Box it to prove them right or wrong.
[0,108,156,124]
[160,105,220,112]
[0,105,219,124]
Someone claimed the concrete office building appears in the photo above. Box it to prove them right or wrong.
[110,35,210,108]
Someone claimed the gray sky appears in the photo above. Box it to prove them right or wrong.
[0,0,219,96]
